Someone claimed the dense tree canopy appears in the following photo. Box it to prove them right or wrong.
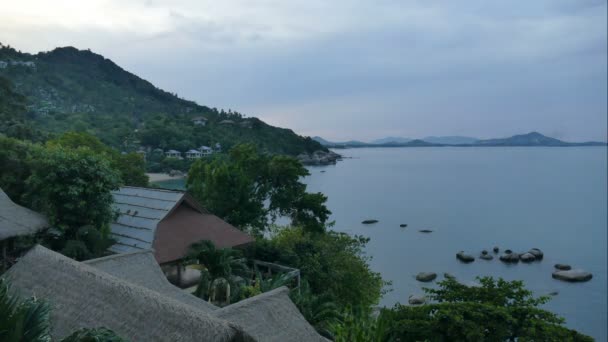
[377,277,593,342]
[187,144,330,234]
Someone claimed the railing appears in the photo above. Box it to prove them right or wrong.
[253,260,301,293]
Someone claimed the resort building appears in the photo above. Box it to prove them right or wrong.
[185,149,204,159]
[200,145,214,156]
[0,188,48,270]
[192,116,208,126]
[108,187,253,285]
[164,149,182,158]
[3,245,326,341]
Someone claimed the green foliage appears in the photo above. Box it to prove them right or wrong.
[0,45,324,156]
[25,145,120,233]
[0,278,52,342]
[379,277,594,342]
[48,131,148,187]
[186,240,249,302]
[290,280,341,337]
[247,227,386,311]
[187,144,330,233]
[330,307,389,342]
[0,136,39,204]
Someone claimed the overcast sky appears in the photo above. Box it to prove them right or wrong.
[1,0,606,141]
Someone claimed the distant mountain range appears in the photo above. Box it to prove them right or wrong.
[313,132,606,148]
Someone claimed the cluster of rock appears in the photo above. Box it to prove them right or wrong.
[552,264,593,282]
[497,247,544,263]
[297,150,342,165]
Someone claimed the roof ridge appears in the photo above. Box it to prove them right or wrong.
[83,249,156,264]
[119,186,186,194]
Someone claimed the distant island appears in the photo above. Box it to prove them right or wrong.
[313,132,607,148]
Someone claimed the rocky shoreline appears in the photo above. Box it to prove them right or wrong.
[297,150,342,165]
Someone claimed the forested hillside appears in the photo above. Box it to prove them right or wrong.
[0,43,323,155]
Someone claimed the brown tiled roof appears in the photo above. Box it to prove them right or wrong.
[154,203,254,264]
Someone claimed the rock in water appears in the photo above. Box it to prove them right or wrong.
[444,273,456,280]
[504,249,513,254]
[554,264,572,271]
[552,269,593,282]
[480,253,494,260]
[519,253,536,263]
[499,253,520,263]
[400,224,408,227]
[408,294,426,305]
[481,250,489,255]
[493,246,500,253]
[456,251,475,263]
[361,219,379,224]
[528,248,544,260]
[416,272,437,282]
[419,229,433,233]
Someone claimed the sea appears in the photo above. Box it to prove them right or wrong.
[153,146,608,340]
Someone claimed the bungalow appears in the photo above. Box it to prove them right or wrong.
[0,188,49,270]
[108,187,253,285]
[191,117,208,126]
[214,143,222,152]
[4,245,327,341]
[185,149,203,159]
[199,145,213,156]
[164,149,182,158]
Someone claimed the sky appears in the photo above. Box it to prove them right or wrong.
[1,0,606,141]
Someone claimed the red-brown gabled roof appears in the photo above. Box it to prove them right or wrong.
[154,203,254,264]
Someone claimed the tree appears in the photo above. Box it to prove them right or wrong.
[24,146,121,260]
[187,144,330,233]
[380,277,593,342]
[48,131,149,187]
[186,240,249,303]
[247,226,386,311]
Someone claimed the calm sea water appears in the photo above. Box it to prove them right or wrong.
[303,147,607,340]
[153,146,607,339]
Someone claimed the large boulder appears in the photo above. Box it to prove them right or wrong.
[408,294,426,305]
[554,264,572,271]
[528,248,544,260]
[456,251,475,263]
[499,253,520,263]
[519,253,536,263]
[552,269,593,282]
[416,272,437,282]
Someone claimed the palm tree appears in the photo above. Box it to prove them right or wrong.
[0,279,51,342]
[0,279,132,342]
[186,240,249,304]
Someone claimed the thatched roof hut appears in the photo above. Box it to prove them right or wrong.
[214,287,327,342]
[84,249,218,313]
[110,187,253,264]
[3,245,253,342]
[0,188,48,240]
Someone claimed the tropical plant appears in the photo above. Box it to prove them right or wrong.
[290,280,341,338]
[0,279,51,342]
[186,240,249,304]
[329,306,389,342]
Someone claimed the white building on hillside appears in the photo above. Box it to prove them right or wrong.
[192,117,208,126]
[199,146,213,156]
[185,149,204,159]
[165,150,182,158]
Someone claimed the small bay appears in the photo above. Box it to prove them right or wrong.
[304,147,607,340]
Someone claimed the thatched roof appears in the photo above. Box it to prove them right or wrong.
[214,287,327,342]
[84,250,218,313]
[0,188,48,240]
[110,187,252,264]
[3,245,253,342]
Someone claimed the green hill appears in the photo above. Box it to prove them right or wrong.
[0,43,323,155]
